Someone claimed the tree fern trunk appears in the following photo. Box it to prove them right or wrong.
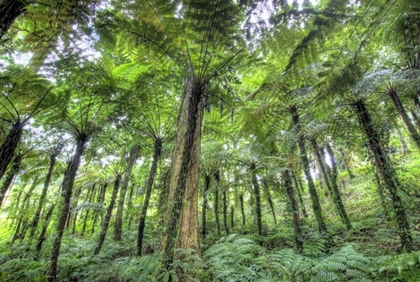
[291,170,308,218]
[290,106,328,233]
[230,205,234,229]
[81,183,96,237]
[214,170,221,236]
[36,204,55,256]
[354,100,413,252]
[250,162,263,236]
[325,143,352,230]
[162,77,206,268]
[137,138,161,256]
[91,182,108,235]
[283,170,303,252]
[263,180,277,224]
[387,86,420,150]
[114,145,140,241]
[0,122,23,182]
[94,175,121,255]
[239,194,245,226]
[222,187,229,235]
[0,154,21,208]
[201,175,210,238]
[49,134,88,281]
[0,0,28,40]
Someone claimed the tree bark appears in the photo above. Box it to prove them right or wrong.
[325,143,352,230]
[48,134,88,281]
[291,170,308,218]
[0,0,29,40]
[137,138,161,256]
[0,121,23,182]
[0,154,21,208]
[214,171,221,236]
[114,144,140,241]
[222,186,229,235]
[283,170,302,252]
[387,86,420,150]
[354,100,413,252]
[239,194,245,226]
[162,77,206,268]
[81,183,96,236]
[263,180,277,224]
[250,162,263,236]
[94,174,121,255]
[91,182,108,234]
[29,147,61,239]
[35,203,55,256]
[201,174,210,238]
[290,106,328,233]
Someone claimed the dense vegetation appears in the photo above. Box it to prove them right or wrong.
[1,0,420,281]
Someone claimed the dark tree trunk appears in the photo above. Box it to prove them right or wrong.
[263,180,277,224]
[0,122,23,181]
[49,134,88,281]
[0,154,21,208]
[387,86,420,149]
[283,170,303,252]
[250,162,262,236]
[91,182,108,234]
[214,170,221,236]
[201,174,210,238]
[94,175,121,255]
[291,170,308,218]
[29,147,60,239]
[354,100,413,252]
[290,106,328,233]
[239,194,245,226]
[137,138,162,256]
[325,143,352,230]
[0,0,29,40]
[114,145,140,241]
[230,205,234,229]
[222,187,229,235]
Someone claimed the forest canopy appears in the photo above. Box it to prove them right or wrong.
[1,0,420,281]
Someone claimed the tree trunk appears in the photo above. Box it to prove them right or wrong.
[283,170,303,252]
[114,145,140,241]
[239,194,245,226]
[250,162,263,236]
[81,183,96,236]
[222,187,229,235]
[325,143,352,230]
[29,147,60,239]
[0,122,23,181]
[201,174,210,238]
[91,182,108,234]
[290,106,328,233]
[162,77,206,268]
[230,205,234,229]
[354,100,413,252]
[214,171,221,236]
[291,170,308,218]
[94,174,121,255]
[387,86,420,150]
[263,180,277,224]
[0,0,29,40]
[0,154,21,208]
[49,134,88,281]
[137,138,161,256]
[35,204,55,256]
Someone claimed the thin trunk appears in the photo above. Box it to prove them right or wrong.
[354,100,413,252]
[291,170,308,218]
[239,194,245,226]
[0,0,29,40]
[0,154,21,208]
[250,162,262,236]
[162,78,206,268]
[374,170,389,217]
[290,106,328,233]
[263,180,277,224]
[0,122,23,181]
[29,148,60,239]
[222,187,229,235]
[91,182,108,234]
[325,143,352,230]
[94,175,121,255]
[214,172,221,236]
[387,86,420,150]
[230,205,234,229]
[114,145,140,241]
[49,134,88,281]
[201,175,210,238]
[137,138,161,256]
[35,204,55,256]
[283,170,303,252]
[394,124,410,154]
[81,183,96,236]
